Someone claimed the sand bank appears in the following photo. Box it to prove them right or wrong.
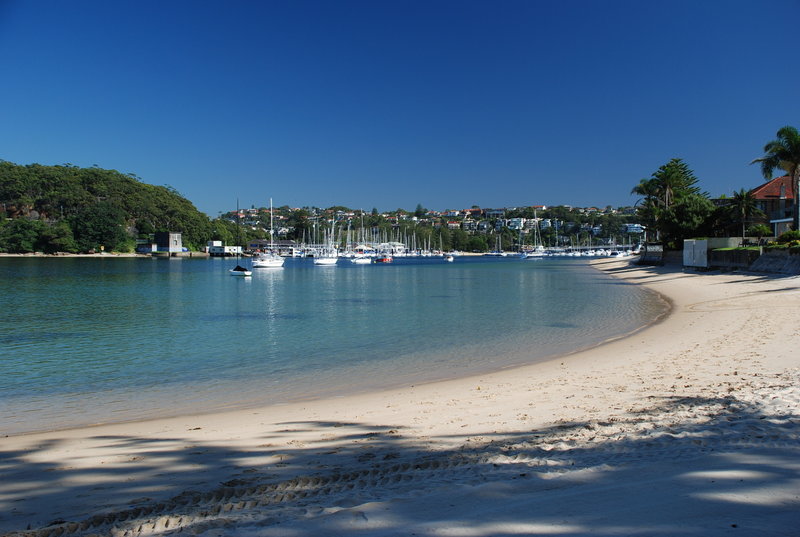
[1,259,798,536]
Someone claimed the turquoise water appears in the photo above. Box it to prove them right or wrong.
[0,256,667,435]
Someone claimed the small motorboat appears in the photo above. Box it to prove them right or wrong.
[374,255,393,263]
[229,265,252,277]
[444,254,454,262]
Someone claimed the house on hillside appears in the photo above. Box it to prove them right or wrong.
[750,175,795,235]
[462,219,477,231]
[507,218,526,230]
[464,208,483,218]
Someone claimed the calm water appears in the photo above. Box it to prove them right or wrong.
[0,256,667,435]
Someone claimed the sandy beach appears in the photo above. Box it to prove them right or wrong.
[1,258,798,537]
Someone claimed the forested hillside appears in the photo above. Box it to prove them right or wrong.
[0,161,212,253]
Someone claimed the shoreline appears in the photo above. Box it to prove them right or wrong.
[1,258,798,536]
[1,256,664,438]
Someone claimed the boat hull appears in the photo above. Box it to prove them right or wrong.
[313,257,338,265]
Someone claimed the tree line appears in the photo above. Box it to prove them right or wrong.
[3,123,797,255]
[631,125,800,248]
[0,161,214,253]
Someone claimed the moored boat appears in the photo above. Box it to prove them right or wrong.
[252,251,284,268]
[253,198,285,268]
[313,254,338,265]
[229,265,252,277]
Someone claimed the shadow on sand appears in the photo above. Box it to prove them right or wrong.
[1,385,797,537]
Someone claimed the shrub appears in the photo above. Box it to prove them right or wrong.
[776,230,800,244]
[747,224,772,239]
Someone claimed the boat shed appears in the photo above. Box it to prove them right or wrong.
[154,232,183,253]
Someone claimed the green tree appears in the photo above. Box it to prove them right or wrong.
[210,218,236,244]
[633,159,706,247]
[728,188,764,240]
[0,161,214,250]
[37,220,78,253]
[451,228,470,251]
[0,218,44,253]
[466,235,489,252]
[540,226,556,247]
[437,226,453,251]
[747,224,772,242]
[631,178,660,234]
[660,194,715,248]
[70,202,127,252]
[414,203,426,218]
[285,209,312,241]
[751,125,800,231]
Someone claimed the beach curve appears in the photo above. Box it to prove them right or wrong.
[1,258,798,537]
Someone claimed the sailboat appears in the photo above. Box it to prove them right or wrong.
[252,198,285,268]
[313,222,339,265]
[229,264,252,277]
[349,253,372,264]
[484,235,506,257]
[525,210,546,258]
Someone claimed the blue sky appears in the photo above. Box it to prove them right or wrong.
[1,0,798,217]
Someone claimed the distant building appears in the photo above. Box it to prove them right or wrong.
[464,208,483,218]
[507,218,526,230]
[154,232,183,253]
[750,175,795,235]
[621,223,645,234]
[207,240,242,257]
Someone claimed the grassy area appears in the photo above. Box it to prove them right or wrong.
[713,247,762,252]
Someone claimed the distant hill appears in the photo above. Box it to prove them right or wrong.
[0,160,212,252]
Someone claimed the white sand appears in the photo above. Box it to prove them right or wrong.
[1,258,798,536]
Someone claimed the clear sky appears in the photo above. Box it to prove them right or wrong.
[1,0,798,217]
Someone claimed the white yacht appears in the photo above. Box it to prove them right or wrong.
[252,251,284,268]
[253,198,285,268]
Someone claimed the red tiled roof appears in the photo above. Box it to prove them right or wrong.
[750,175,795,200]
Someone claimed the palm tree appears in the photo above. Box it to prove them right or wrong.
[729,188,764,241]
[751,125,800,231]
[631,177,660,239]
[632,158,703,245]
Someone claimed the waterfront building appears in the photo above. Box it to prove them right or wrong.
[154,232,183,253]
[750,175,796,236]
